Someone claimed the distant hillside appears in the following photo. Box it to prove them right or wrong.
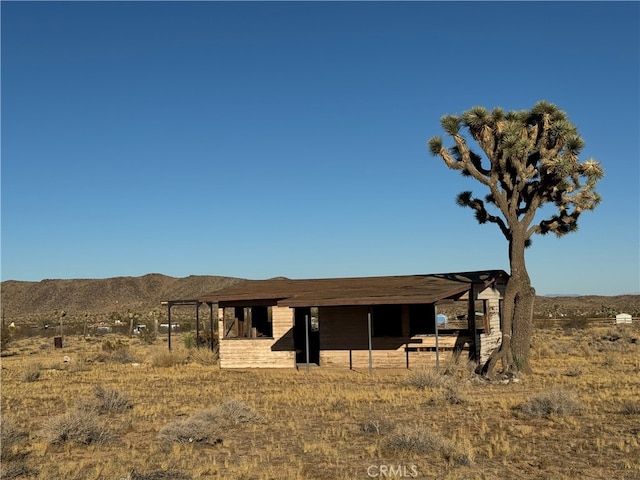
[1,274,638,324]
[1,274,245,322]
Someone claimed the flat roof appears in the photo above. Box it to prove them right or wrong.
[198,270,508,307]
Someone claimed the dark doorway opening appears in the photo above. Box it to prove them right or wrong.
[294,307,319,365]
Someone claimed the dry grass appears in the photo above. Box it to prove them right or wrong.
[1,324,639,479]
[516,387,583,418]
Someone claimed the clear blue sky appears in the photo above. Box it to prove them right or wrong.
[2,1,639,295]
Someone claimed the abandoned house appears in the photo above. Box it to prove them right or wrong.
[166,270,508,369]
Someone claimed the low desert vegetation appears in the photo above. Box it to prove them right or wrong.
[1,320,639,479]
[516,387,583,419]
[45,408,113,445]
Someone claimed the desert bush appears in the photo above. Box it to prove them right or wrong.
[68,354,92,373]
[85,385,133,414]
[441,384,467,405]
[516,388,583,418]
[620,400,640,415]
[331,399,348,411]
[102,338,128,352]
[384,425,447,454]
[158,399,259,444]
[361,418,394,435]
[405,368,448,390]
[1,322,15,351]
[183,332,195,350]
[384,425,474,466]
[216,399,262,425]
[157,410,223,445]
[138,327,157,345]
[443,357,477,379]
[188,347,219,366]
[150,349,187,368]
[97,338,136,363]
[0,417,30,479]
[45,408,112,445]
[127,469,192,480]
[1,417,28,458]
[22,361,42,382]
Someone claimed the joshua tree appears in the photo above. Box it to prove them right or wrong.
[428,101,603,375]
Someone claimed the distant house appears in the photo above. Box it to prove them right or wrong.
[616,313,632,324]
[184,270,508,369]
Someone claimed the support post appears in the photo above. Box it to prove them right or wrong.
[209,303,214,351]
[305,314,310,373]
[167,303,172,351]
[435,305,440,373]
[195,302,200,349]
[406,343,410,369]
[468,283,478,361]
[367,310,373,375]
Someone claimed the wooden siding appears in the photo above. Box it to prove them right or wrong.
[477,287,502,363]
[318,306,463,369]
[321,349,455,369]
[218,306,294,368]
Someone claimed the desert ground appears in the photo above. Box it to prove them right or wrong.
[1,318,639,480]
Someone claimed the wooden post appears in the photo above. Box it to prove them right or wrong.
[406,343,410,369]
[435,305,440,373]
[367,311,373,375]
[167,303,172,351]
[209,303,214,351]
[468,284,478,361]
[305,314,310,373]
[195,302,200,349]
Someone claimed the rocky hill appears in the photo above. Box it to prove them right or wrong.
[1,274,245,324]
[1,274,638,325]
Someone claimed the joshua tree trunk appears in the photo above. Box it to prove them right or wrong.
[482,231,534,376]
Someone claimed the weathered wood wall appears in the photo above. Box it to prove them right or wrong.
[318,306,460,369]
[217,303,472,369]
[218,306,295,368]
[477,287,503,363]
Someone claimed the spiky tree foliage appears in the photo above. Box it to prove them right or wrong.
[428,101,603,375]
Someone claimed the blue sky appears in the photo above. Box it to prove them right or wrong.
[2,1,638,295]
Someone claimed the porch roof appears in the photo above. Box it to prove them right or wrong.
[199,270,508,307]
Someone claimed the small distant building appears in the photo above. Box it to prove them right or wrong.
[616,313,632,324]
[166,270,508,370]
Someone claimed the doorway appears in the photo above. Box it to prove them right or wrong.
[294,307,320,365]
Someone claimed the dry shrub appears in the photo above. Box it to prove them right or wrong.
[69,354,92,372]
[443,357,477,379]
[0,418,29,480]
[361,418,395,435]
[188,347,219,366]
[441,384,468,405]
[101,338,129,352]
[405,368,449,390]
[1,417,28,459]
[517,388,583,418]
[158,399,260,444]
[331,399,348,411]
[127,469,192,480]
[150,349,187,368]
[217,398,262,425]
[157,411,223,445]
[45,408,112,445]
[384,425,473,466]
[96,339,136,364]
[620,400,640,415]
[83,385,133,414]
[22,361,41,382]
